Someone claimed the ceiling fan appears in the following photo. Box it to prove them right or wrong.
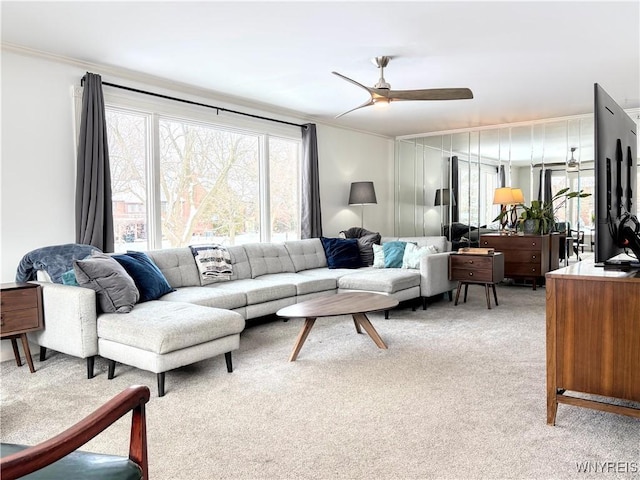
[332,56,474,118]
[533,147,591,171]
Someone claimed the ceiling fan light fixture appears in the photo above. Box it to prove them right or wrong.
[567,147,579,171]
[373,97,390,107]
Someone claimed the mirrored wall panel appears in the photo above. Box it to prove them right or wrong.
[395,110,640,251]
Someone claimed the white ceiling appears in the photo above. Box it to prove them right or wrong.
[2,1,639,138]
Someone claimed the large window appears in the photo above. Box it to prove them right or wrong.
[107,108,149,250]
[106,106,301,252]
[458,160,498,227]
[551,171,595,231]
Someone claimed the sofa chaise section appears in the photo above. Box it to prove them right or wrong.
[98,301,245,397]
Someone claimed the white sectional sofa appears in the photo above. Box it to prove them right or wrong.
[29,236,455,396]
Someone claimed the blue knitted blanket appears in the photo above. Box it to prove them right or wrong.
[16,244,101,283]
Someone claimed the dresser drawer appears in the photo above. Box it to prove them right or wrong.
[1,308,40,333]
[507,263,542,276]
[480,236,545,250]
[1,288,38,312]
[506,250,543,264]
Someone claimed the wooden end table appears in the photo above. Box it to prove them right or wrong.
[276,292,398,361]
[1,282,44,373]
[449,252,504,309]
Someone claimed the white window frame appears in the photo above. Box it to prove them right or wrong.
[101,87,302,249]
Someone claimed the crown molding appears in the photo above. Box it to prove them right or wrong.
[397,108,640,141]
[2,42,394,140]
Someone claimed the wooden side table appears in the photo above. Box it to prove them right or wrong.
[449,252,504,309]
[1,282,44,373]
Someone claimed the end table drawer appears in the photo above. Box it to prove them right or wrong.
[450,267,494,283]
[450,255,493,270]
[1,289,38,311]
[1,308,40,332]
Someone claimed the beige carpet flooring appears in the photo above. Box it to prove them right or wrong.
[1,283,638,480]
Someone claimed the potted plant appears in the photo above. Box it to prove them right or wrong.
[494,188,591,234]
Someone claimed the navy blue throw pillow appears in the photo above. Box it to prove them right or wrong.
[113,251,174,303]
[320,237,362,269]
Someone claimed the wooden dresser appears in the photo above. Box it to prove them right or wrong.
[546,261,640,424]
[480,234,549,290]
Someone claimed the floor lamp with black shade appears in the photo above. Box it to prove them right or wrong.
[349,182,377,228]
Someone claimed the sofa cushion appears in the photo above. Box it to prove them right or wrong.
[259,273,336,296]
[383,241,407,268]
[146,248,201,288]
[284,239,328,271]
[158,286,246,310]
[320,237,362,269]
[354,234,379,266]
[212,278,297,305]
[225,245,252,281]
[297,268,353,281]
[74,253,139,313]
[113,251,174,302]
[338,268,420,294]
[243,243,295,278]
[97,301,245,355]
[61,269,79,286]
[397,236,447,253]
[401,243,438,269]
[189,244,233,285]
[339,228,381,266]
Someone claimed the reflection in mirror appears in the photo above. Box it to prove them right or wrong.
[394,109,638,253]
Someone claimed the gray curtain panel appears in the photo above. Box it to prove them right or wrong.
[544,169,553,204]
[301,123,322,238]
[75,72,114,252]
[537,168,553,204]
[538,169,543,202]
[450,156,459,222]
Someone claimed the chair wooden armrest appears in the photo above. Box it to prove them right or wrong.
[0,385,150,480]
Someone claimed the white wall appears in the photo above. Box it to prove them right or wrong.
[316,124,394,237]
[1,51,83,283]
[1,48,395,284]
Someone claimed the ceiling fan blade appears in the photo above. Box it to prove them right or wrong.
[332,71,375,95]
[334,98,375,118]
[385,88,474,101]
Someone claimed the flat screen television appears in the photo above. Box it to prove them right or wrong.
[594,83,640,265]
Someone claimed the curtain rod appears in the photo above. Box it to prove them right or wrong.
[82,75,306,129]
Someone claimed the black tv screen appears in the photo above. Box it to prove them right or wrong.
[594,83,638,264]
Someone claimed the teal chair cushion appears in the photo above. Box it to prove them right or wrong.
[1,443,142,480]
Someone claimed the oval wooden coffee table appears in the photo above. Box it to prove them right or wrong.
[277,292,399,361]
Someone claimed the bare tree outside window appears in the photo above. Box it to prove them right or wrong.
[105,106,300,249]
[269,137,300,242]
[158,119,259,247]
[106,109,148,252]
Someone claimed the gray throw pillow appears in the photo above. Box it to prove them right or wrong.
[357,232,382,266]
[74,252,140,313]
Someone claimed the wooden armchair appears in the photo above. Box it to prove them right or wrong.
[0,385,150,480]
